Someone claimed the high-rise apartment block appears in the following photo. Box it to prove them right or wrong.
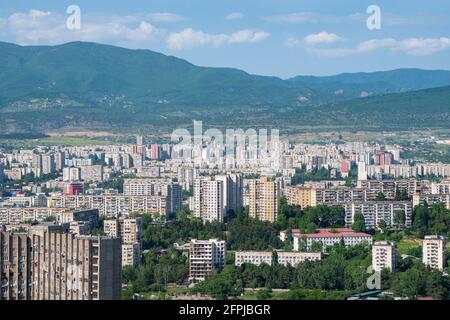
[193,177,225,223]
[422,235,446,271]
[104,217,142,245]
[0,232,31,300]
[215,173,243,214]
[123,179,182,214]
[188,239,226,282]
[104,217,142,268]
[1,224,122,300]
[372,241,396,272]
[248,177,280,222]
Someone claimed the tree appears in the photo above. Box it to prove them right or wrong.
[394,210,406,229]
[426,270,448,300]
[352,212,366,232]
[311,241,323,253]
[378,219,387,232]
[399,268,424,299]
[375,192,387,201]
[256,288,272,300]
[412,206,429,237]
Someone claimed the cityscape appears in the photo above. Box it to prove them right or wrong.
[1,0,450,306]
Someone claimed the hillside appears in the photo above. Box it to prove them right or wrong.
[1,41,450,135]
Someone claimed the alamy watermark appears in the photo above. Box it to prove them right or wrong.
[367,5,382,30]
[170,121,280,169]
[66,5,81,30]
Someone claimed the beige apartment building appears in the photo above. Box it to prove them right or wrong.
[248,177,280,222]
[104,217,142,268]
[0,225,122,300]
[0,232,31,300]
[422,235,446,271]
[372,241,396,272]
[284,186,316,208]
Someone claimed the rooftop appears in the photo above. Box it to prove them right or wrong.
[295,228,371,238]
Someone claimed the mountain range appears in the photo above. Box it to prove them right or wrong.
[1,41,450,135]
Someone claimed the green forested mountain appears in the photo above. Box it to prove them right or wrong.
[1,41,450,135]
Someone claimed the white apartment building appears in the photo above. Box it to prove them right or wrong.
[192,177,225,223]
[343,201,413,230]
[422,235,446,271]
[413,194,450,210]
[215,173,243,214]
[235,251,321,267]
[293,228,373,253]
[372,241,396,272]
[189,239,226,282]
[123,178,182,214]
[63,167,81,182]
[47,194,168,217]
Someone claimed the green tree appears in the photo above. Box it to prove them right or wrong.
[399,268,424,299]
[375,192,387,201]
[426,270,448,300]
[352,212,366,232]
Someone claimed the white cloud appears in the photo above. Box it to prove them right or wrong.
[146,12,184,23]
[166,28,269,50]
[226,12,244,20]
[284,37,302,48]
[264,12,317,24]
[308,37,450,57]
[1,9,166,46]
[304,32,343,45]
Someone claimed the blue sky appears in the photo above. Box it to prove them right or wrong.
[1,0,449,78]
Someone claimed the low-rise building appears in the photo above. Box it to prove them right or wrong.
[293,228,373,253]
[235,250,321,267]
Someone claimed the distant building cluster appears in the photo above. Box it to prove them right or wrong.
[2,136,450,299]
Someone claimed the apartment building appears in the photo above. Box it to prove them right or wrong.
[123,178,182,214]
[104,217,142,245]
[284,186,316,208]
[47,194,168,217]
[104,217,142,267]
[1,224,122,300]
[248,177,280,223]
[0,232,31,300]
[235,251,321,267]
[189,239,226,282]
[30,224,122,300]
[422,235,446,271]
[372,241,396,272]
[215,173,244,214]
[0,207,68,225]
[121,243,141,268]
[63,167,81,182]
[192,177,225,223]
[343,201,413,230]
[293,228,373,253]
[413,194,450,210]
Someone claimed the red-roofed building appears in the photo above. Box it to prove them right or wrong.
[293,228,372,252]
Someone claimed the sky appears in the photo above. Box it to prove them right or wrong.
[0,0,450,78]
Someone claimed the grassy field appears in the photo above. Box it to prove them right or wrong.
[396,237,422,256]
[0,136,124,148]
